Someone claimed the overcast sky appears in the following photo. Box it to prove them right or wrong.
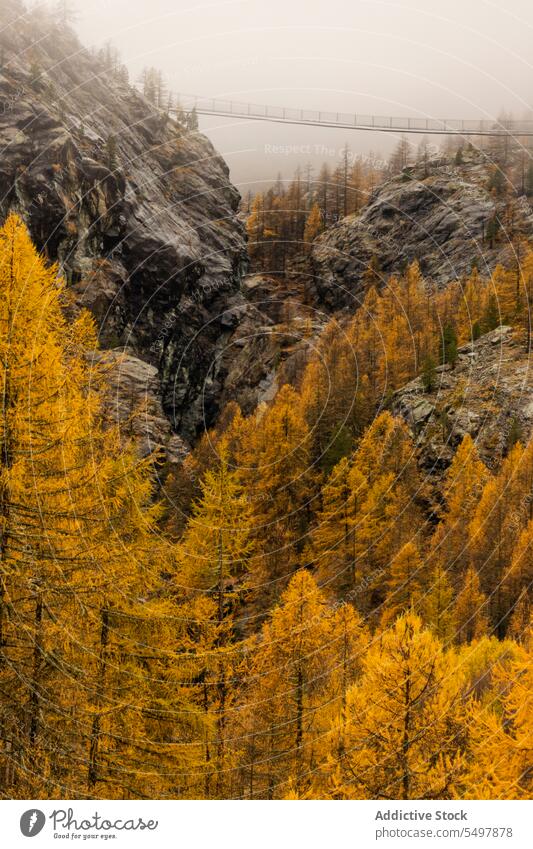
[72,0,533,190]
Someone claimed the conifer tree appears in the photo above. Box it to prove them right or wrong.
[469,440,532,634]
[429,434,488,588]
[0,215,161,798]
[178,452,254,601]
[311,603,368,798]
[303,202,323,247]
[325,613,466,799]
[352,411,420,496]
[441,322,458,368]
[454,566,488,644]
[246,193,265,268]
[238,385,314,599]
[389,136,411,173]
[466,650,532,799]
[422,565,455,643]
[501,519,533,635]
[381,540,424,626]
[237,571,334,798]
[506,588,531,643]
[311,456,366,593]
[300,322,364,464]
[176,453,255,797]
[421,354,437,392]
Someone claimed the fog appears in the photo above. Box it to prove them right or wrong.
[73,0,533,191]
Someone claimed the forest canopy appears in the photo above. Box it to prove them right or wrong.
[0,215,531,801]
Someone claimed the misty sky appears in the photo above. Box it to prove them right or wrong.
[72,0,533,190]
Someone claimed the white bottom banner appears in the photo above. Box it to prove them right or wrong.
[1,799,530,849]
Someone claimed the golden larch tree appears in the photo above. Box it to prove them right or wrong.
[325,613,466,799]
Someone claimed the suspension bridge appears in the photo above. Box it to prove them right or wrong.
[173,93,533,137]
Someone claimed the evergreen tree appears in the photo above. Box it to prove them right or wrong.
[421,354,437,392]
[482,292,500,331]
[488,166,506,197]
[442,322,458,368]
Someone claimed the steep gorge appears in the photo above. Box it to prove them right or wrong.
[0,0,248,448]
[2,0,533,476]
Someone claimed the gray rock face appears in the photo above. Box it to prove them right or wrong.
[0,3,247,444]
[311,152,533,310]
[392,326,533,474]
[93,350,189,464]
[214,275,325,416]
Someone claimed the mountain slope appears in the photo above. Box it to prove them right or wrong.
[393,325,533,475]
[310,148,533,310]
[0,0,247,443]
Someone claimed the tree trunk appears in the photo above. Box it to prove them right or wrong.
[295,664,303,794]
[28,591,43,747]
[87,607,109,792]
[401,668,412,799]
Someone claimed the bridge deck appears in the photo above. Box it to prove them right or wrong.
[173,94,533,136]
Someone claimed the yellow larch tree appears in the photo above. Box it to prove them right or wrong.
[246,193,265,267]
[428,434,489,589]
[303,202,324,247]
[0,214,164,799]
[313,602,368,789]
[454,565,488,644]
[324,613,466,799]
[507,587,531,643]
[465,645,532,799]
[237,385,315,602]
[421,563,455,643]
[352,411,421,498]
[345,413,423,615]
[310,456,367,594]
[492,264,522,326]
[235,571,334,798]
[299,321,367,468]
[469,439,533,634]
[381,540,425,626]
[176,451,255,798]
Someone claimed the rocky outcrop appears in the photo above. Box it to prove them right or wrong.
[311,149,533,310]
[215,275,325,415]
[393,326,533,473]
[93,350,189,464]
[0,1,247,444]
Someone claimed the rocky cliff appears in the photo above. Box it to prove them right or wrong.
[393,325,533,475]
[0,0,247,445]
[311,148,533,310]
